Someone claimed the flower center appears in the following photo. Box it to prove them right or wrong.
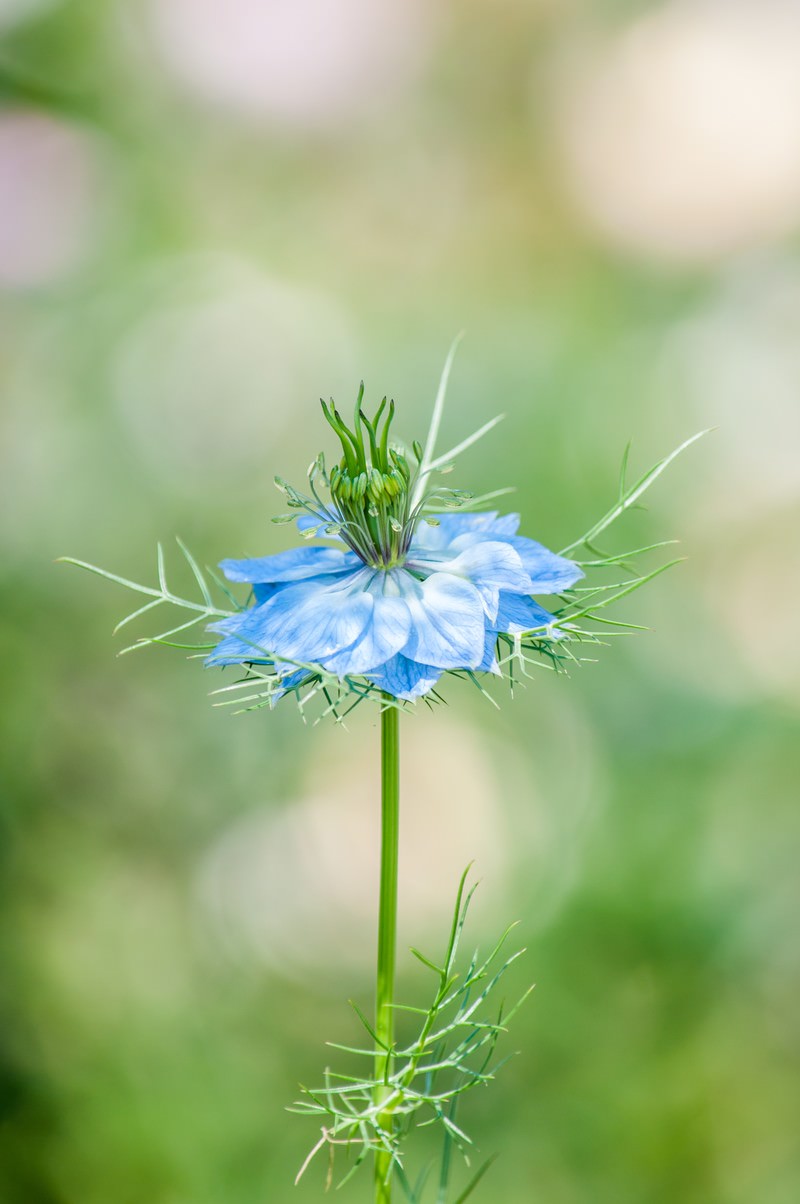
[274,385,476,568]
[320,390,415,568]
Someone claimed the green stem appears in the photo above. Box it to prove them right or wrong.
[374,697,400,1203]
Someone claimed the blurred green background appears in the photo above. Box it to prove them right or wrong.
[1,0,799,1201]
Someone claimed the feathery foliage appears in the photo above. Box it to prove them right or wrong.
[290,869,532,1199]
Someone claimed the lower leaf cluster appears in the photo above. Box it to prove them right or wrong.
[290,871,533,1201]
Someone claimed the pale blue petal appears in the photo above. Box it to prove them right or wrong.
[252,579,304,604]
[493,592,555,635]
[410,514,582,596]
[478,629,501,674]
[408,539,530,621]
[368,654,442,701]
[411,511,520,552]
[320,571,412,676]
[253,582,280,604]
[296,508,341,533]
[441,531,581,595]
[269,668,313,707]
[398,571,485,669]
[475,512,520,536]
[501,536,583,593]
[220,546,359,584]
[208,569,374,666]
[205,631,273,667]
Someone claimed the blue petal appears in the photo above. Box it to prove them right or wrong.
[478,629,501,673]
[411,511,520,552]
[501,536,583,593]
[398,571,486,669]
[407,539,530,621]
[207,569,375,667]
[296,509,343,537]
[367,654,442,701]
[493,592,555,635]
[220,546,359,584]
[320,570,412,676]
[270,668,313,707]
[410,513,582,596]
[205,631,273,667]
[251,579,304,605]
[253,582,280,604]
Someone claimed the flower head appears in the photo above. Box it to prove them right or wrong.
[62,344,702,713]
[206,391,583,701]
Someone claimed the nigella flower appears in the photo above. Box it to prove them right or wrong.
[206,390,583,701]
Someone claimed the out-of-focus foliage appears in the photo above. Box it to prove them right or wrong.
[1,1,798,1202]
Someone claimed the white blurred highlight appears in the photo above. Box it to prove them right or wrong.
[0,110,106,288]
[148,0,437,129]
[197,715,515,977]
[720,513,800,700]
[661,262,800,519]
[552,0,800,264]
[112,256,358,491]
[197,691,605,977]
[651,263,800,702]
[0,0,60,31]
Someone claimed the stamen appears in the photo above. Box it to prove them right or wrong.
[303,391,477,568]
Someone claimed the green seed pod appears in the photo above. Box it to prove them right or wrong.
[392,451,410,481]
[369,467,384,501]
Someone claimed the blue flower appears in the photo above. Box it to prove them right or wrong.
[205,395,583,701]
[207,511,582,701]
